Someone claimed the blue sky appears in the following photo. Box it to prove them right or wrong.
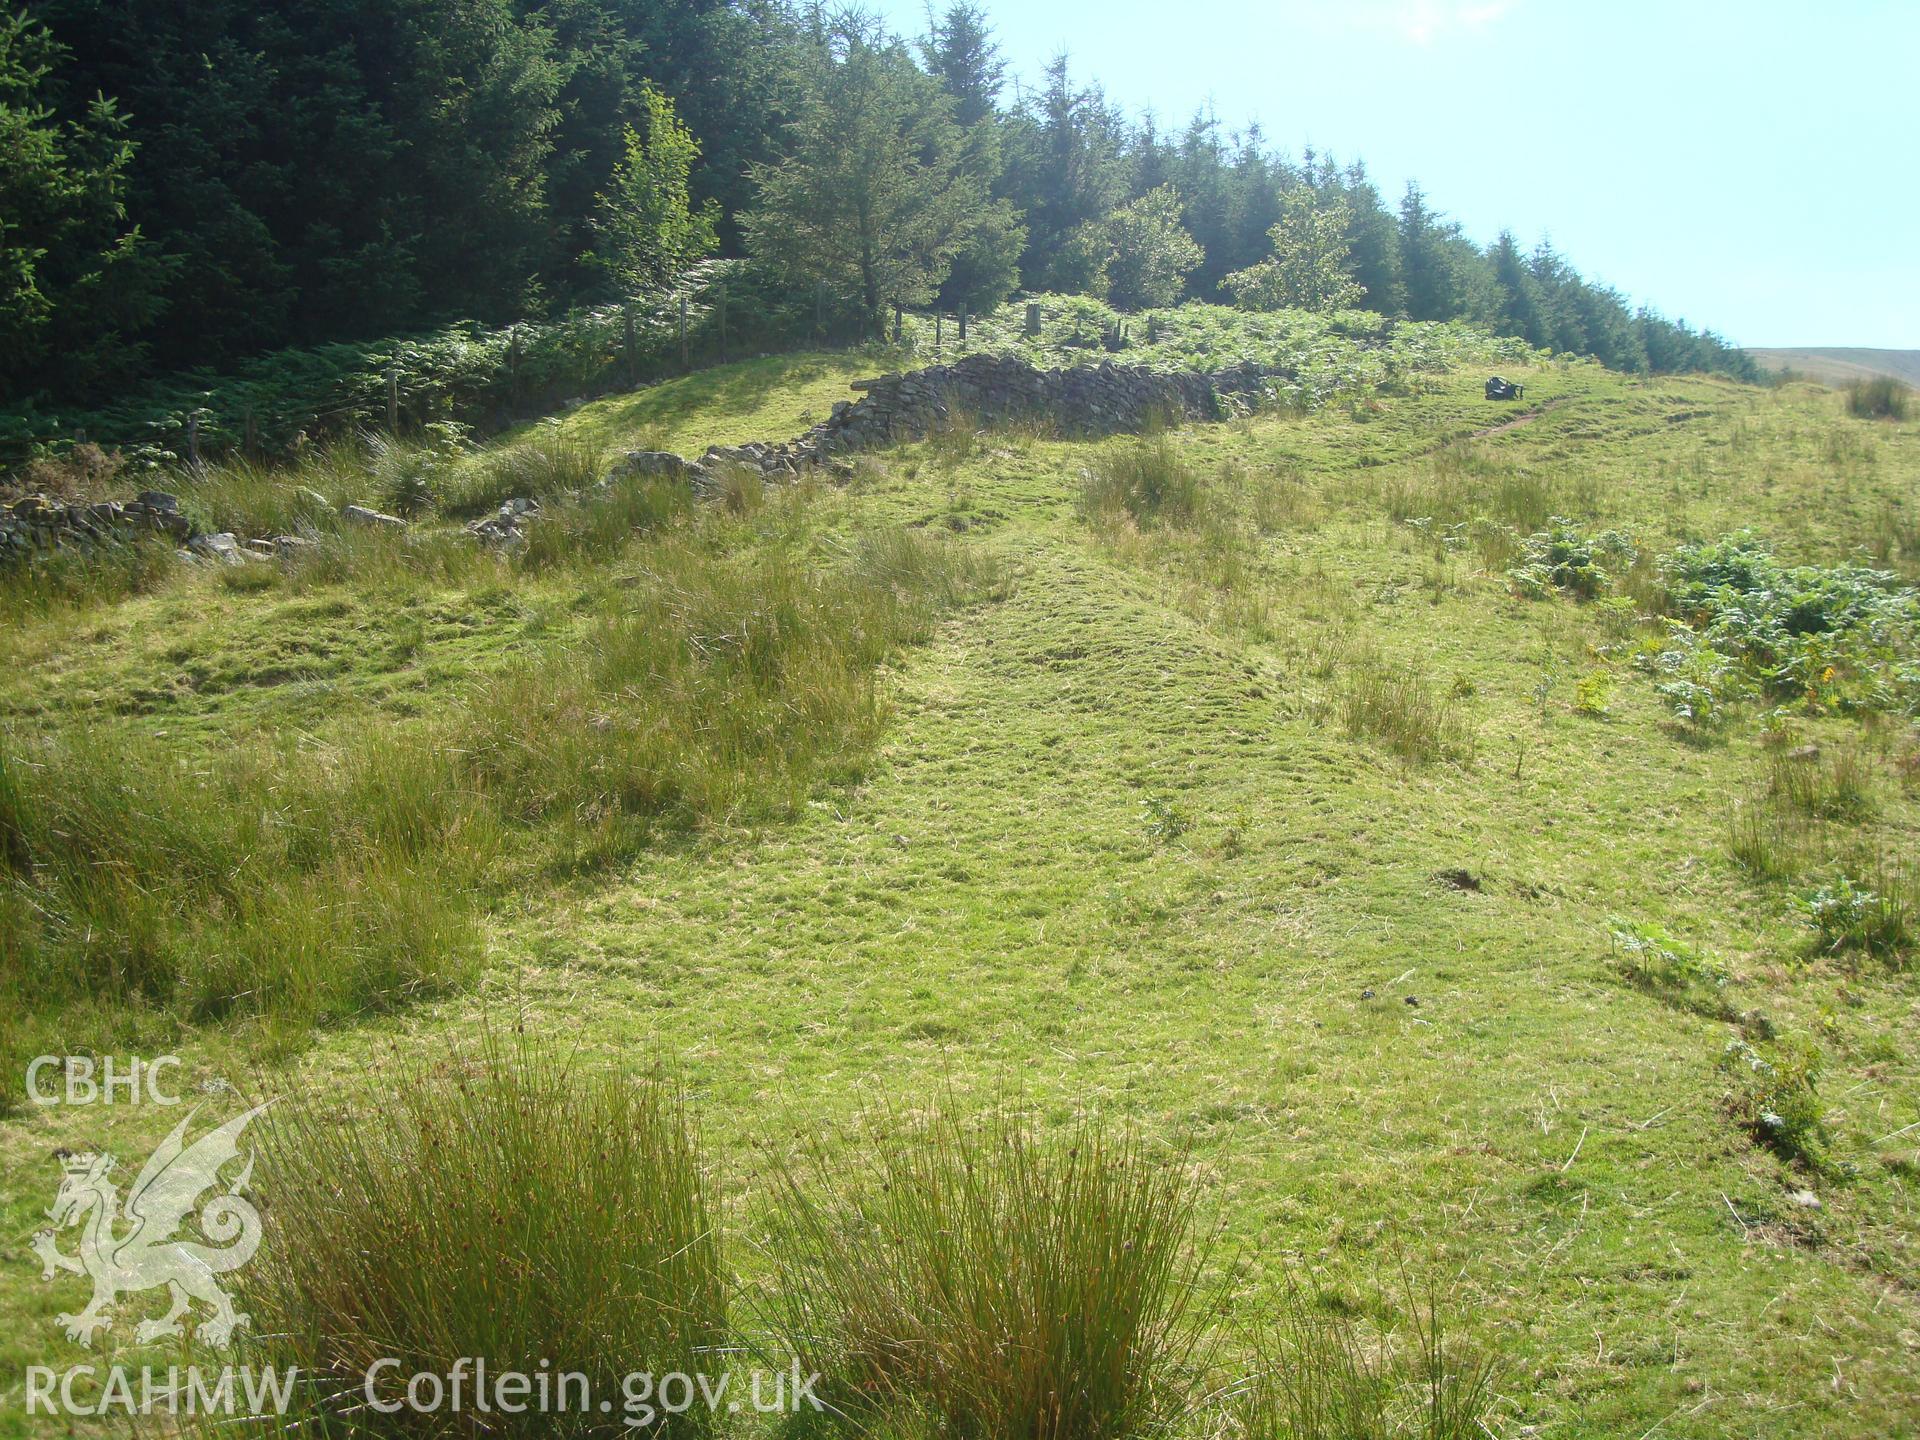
[863,0,1915,348]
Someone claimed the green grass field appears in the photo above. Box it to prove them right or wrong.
[2,340,1916,1437]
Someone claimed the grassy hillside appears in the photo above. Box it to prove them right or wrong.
[1748,346,1920,387]
[2,332,1917,1437]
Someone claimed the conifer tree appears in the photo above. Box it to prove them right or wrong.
[0,8,166,400]
[743,19,986,323]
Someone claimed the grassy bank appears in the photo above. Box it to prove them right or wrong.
[1,340,1917,1438]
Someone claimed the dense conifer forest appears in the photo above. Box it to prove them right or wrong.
[2,0,1753,410]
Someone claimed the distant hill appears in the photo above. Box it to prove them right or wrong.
[1747,347,1920,387]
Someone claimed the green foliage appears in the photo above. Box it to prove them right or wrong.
[1799,870,1912,960]
[0,8,168,398]
[1230,1279,1499,1440]
[236,1040,725,1436]
[1081,432,1201,526]
[743,18,999,323]
[1143,795,1192,843]
[8,0,793,388]
[1224,189,1367,313]
[1609,919,1732,1019]
[590,84,719,293]
[1096,184,1205,310]
[1719,1036,1828,1169]
[1657,533,1920,714]
[761,1105,1208,1440]
[2,265,727,468]
[1844,377,1910,420]
[1573,669,1614,716]
[1001,54,1132,294]
[1505,519,1638,599]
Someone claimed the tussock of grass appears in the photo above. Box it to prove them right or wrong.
[1248,467,1321,533]
[467,525,1003,863]
[234,1040,725,1436]
[182,438,380,537]
[1229,1278,1499,1440]
[0,533,179,618]
[1768,744,1878,821]
[1335,653,1476,765]
[512,473,690,571]
[1082,433,1201,527]
[1382,443,1571,533]
[1801,861,1915,962]
[1845,377,1911,421]
[0,725,486,1047]
[761,1106,1209,1440]
[443,426,612,517]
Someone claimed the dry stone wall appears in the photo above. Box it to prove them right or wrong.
[4,355,1296,566]
[616,352,1295,488]
[0,490,191,558]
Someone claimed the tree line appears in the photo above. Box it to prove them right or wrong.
[1,0,1754,405]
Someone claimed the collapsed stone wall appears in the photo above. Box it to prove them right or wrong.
[617,352,1294,488]
[4,354,1295,564]
[0,491,192,559]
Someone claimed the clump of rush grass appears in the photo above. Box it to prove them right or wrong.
[1082,432,1201,527]
[759,1105,1210,1440]
[229,1038,725,1438]
[1845,377,1910,421]
[465,525,1002,864]
[707,461,766,519]
[183,431,449,539]
[1382,443,1561,534]
[1249,467,1321,533]
[1227,1276,1500,1440]
[0,532,180,619]
[0,724,487,1090]
[512,474,690,571]
[1800,859,1915,963]
[1334,651,1476,766]
[1768,744,1878,822]
[925,405,982,469]
[442,425,611,517]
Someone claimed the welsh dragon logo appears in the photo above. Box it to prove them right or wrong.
[30,1101,270,1349]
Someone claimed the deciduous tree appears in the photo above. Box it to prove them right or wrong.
[1222,189,1365,312]
[590,83,718,292]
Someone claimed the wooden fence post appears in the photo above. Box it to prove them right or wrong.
[1025,302,1042,337]
[185,411,202,470]
[958,305,967,344]
[679,295,689,368]
[507,333,521,407]
[386,365,399,432]
[624,301,638,385]
[893,303,903,343]
[935,312,943,355]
